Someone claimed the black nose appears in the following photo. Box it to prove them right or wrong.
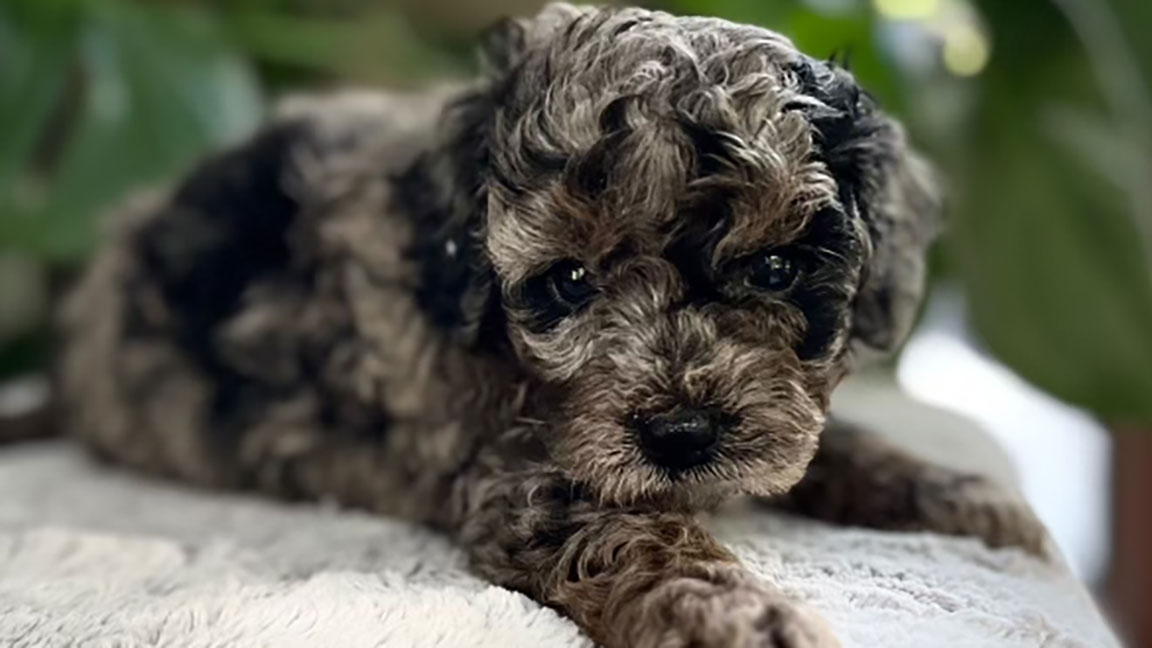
[636,408,729,470]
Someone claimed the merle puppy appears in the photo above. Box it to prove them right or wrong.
[57,4,1047,646]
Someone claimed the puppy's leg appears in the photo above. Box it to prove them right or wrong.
[778,421,1049,556]
[457,471,839,648]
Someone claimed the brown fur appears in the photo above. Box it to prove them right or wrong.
[54,5,1046,646]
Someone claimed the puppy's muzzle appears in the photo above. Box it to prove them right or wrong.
[634,407,736,471]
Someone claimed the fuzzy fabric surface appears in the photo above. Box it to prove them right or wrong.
[0,441,1117,648]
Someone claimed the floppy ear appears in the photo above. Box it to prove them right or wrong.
[395,5,592,348]
[792,57,942,355]
[393,23,531,349]
[851,136,941,353]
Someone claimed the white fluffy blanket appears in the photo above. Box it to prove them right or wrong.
[0,443,1117,648]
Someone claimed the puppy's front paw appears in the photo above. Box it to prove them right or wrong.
[916,472,1050,558]
[622,572,839,648]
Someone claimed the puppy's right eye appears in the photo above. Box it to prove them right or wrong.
[521,260,598,330]
[548,262,597,308]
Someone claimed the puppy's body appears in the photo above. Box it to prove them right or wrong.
[59,89,500,525]
[57,5,1046,646]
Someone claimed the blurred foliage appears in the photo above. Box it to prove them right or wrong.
[0,0,459,266]
[0,0,261,262]
[0,0,1149,423]
[952,0,1152,424]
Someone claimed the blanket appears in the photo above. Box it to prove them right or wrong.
[0,441,1117,648]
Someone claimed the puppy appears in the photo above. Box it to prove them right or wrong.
[56,4,1047,646]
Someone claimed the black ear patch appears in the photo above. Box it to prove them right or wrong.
[789,56,895,215]
[394,88,504,350]
[790,56,940,355]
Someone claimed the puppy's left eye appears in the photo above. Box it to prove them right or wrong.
[746,250,800,292]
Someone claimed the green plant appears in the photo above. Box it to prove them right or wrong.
[0,0,264,378]
[952,0,1152,424]
[0,0,461,378]
[0,0,263,263]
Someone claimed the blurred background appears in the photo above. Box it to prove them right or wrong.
[1,0,1149,644]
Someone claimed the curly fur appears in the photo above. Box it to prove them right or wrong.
[54,5,1046,646]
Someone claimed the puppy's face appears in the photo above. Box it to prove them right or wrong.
[431,5,939,506]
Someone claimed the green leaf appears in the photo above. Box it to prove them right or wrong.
[222,8,460,83]
[0,4,77,252]
[953,0,1152,424]
[953,101,1152,424]
[20,1,263,261]
[0,7,71,190]
[1044,105,1138,193]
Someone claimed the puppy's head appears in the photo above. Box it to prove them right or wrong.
[409,4,940,506]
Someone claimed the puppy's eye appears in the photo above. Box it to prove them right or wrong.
[746,250,800,293]
[547,261,597,308]
[521,259,599,331]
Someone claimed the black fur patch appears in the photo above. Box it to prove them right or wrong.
[394,90,505,350]
[789,56,894,216]
[137,122,305,359]
[664,186,737,307]
[133,121,311,450]
[790,208,862,360]
[791,285,847,360]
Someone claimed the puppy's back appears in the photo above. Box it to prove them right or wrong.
[57,88,453,490]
